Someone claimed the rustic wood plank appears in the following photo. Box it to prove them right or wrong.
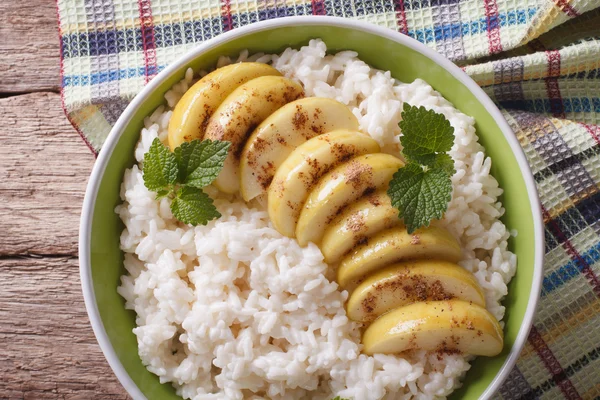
[0,90,131,398]
[0,92,94,256]
[0,0,133,395]
[0,0,61,92]
[0,255,129,399]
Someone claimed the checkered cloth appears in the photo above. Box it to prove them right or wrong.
[57,0,600,398]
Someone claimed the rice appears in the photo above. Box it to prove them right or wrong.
[116,39,516,400]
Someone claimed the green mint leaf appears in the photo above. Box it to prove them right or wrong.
[330,397,350,400]
[387,163,452,233]
[407,153,455,176]
[431,153,455,175]
[155,189,171,200]
[174,139,231,188]
[399,104,455,165]
[143,138,178,191]
[171,186,221,226]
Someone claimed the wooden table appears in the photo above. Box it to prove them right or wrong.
[0,1,129,398]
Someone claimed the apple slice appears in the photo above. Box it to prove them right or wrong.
[267,130,380,237]
[320,190,401,264]
[167,62,281,150]
[239,97,360,201]
[346,260,485,322]
[362,300,503,357]
[336,226,462,289]
[295,153,404,247]
[203,75,304,194]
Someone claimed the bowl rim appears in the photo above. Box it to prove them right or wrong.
[79,15,544,400]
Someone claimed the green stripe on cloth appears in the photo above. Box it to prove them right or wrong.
[57,0,600,398]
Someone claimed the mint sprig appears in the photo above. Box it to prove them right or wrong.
[388,164,453,232]
[398,104,455,165]
[171,186,221,225]
[388,104,455,233]
[143,138,230,226]
[174,139,231,186]
[142,138,178,191]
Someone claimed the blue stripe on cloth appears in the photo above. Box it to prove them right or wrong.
[577,191,600,227]
[154,18,223,48]
[60,4,537,58]
[542,191,600,253]
[571,68,600,79]
[61,4,312,58]
[61,28,143,58]
[545,226,559,253]
[542,240,600,296]
[410,8,537,44]
[62,65,167,86]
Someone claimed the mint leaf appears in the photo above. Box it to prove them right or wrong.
[171,186,220,225]
[330,397,350,400]
[399,104,454,165]
[143,138,178,191]
[175,139,231,187]
[387,104,456,232]
[431,153,455,175]
[406,153,455,175]
[387,162,452,233]
[142,137,229,226]
[155,189,171,200]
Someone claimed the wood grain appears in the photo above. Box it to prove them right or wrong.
[0,91,128,397]
[0,256,128,399]
[0,0,60,93]
[0,92,94,256]
[0,0,134,396]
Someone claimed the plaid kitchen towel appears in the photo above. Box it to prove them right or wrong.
[56,0,600,399]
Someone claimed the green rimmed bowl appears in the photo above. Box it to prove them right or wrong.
[79,16,544,400]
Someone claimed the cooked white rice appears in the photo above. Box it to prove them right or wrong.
[116,39,516,400]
